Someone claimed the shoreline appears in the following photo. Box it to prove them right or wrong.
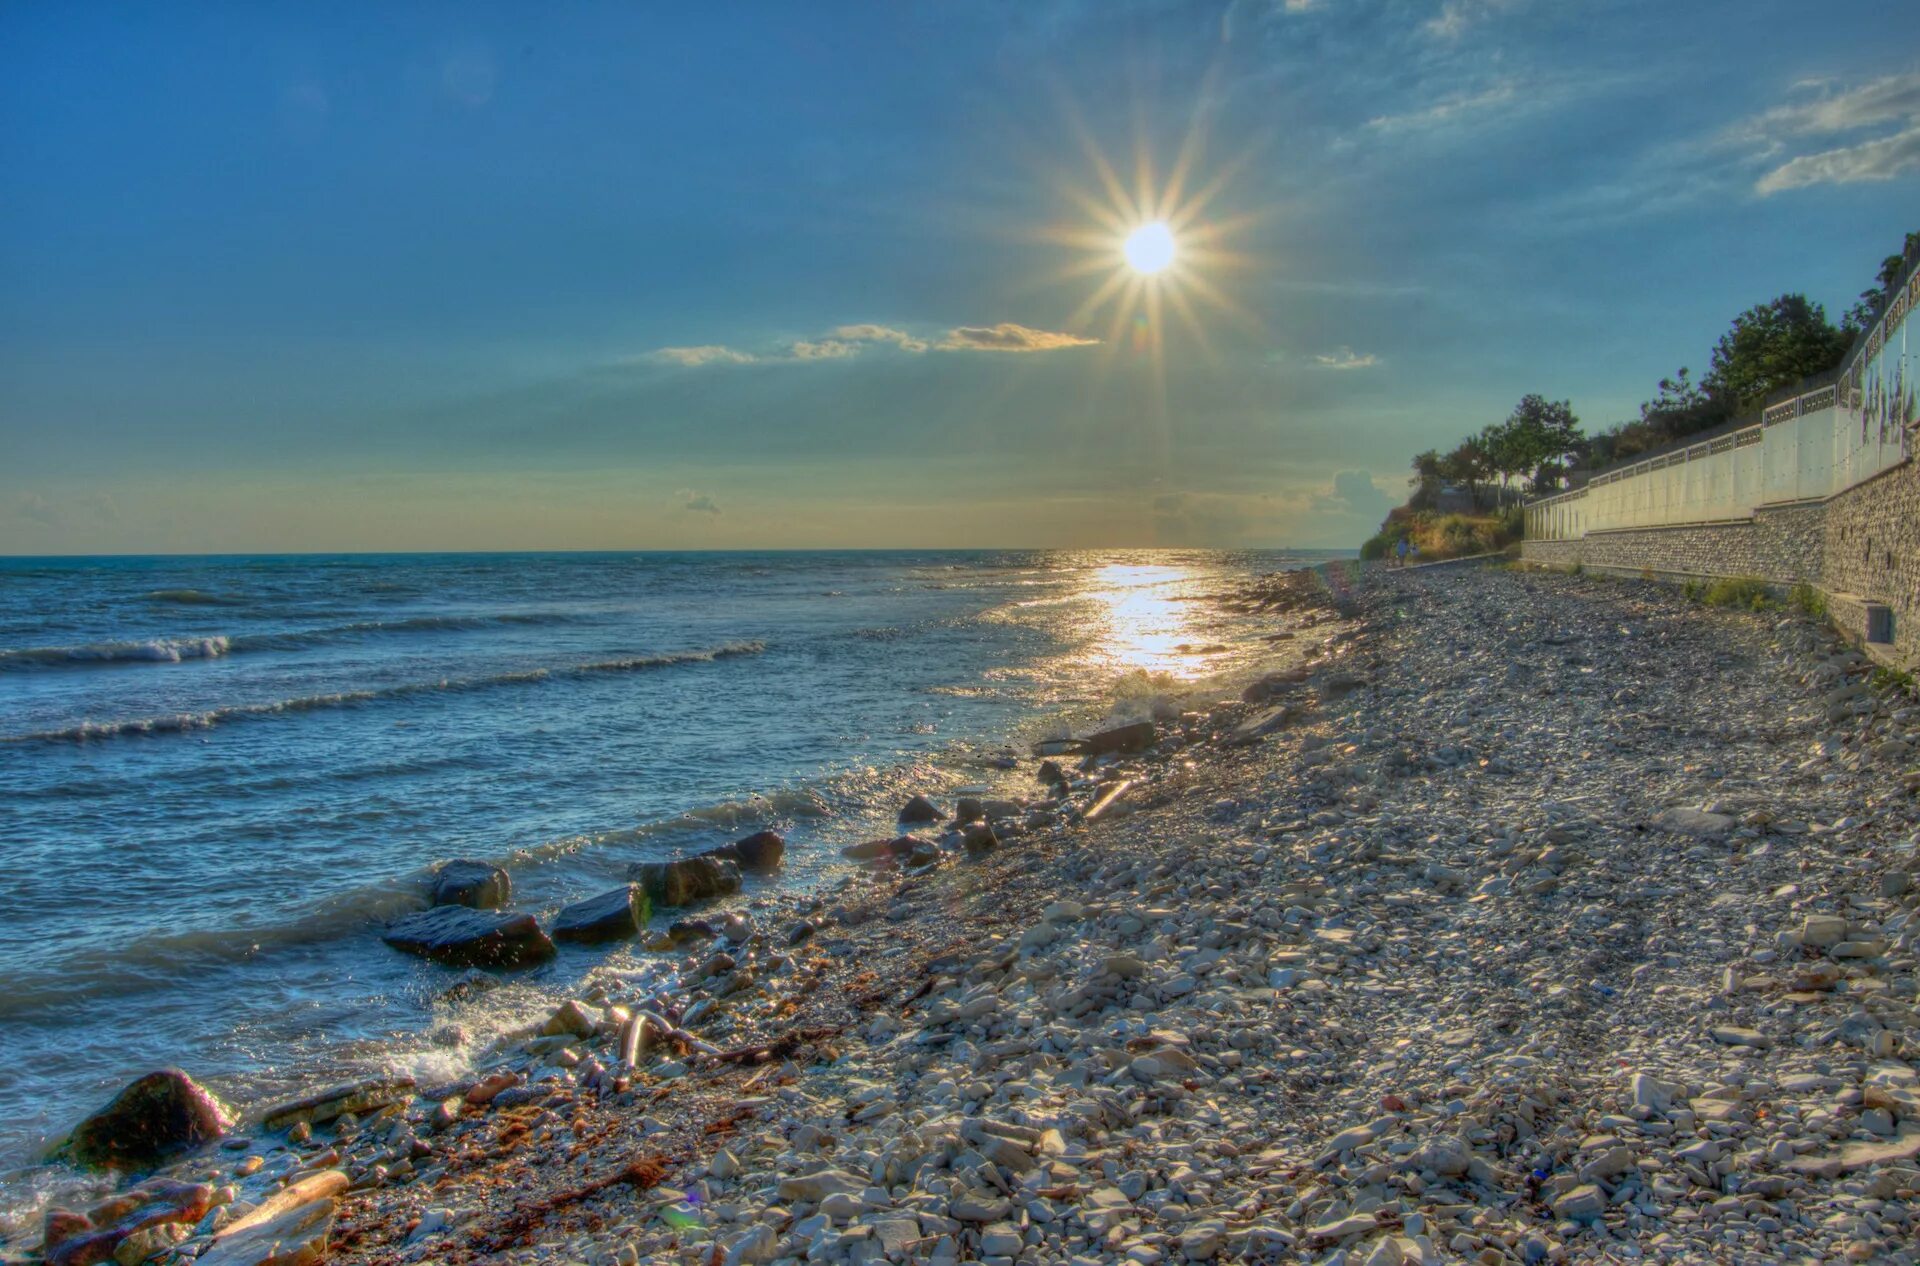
[19,562,1920,1266]
[1,566,1345,1259]
[0,551,1339,1181]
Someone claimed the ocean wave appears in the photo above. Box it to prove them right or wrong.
[0,772,849,1020]
[3,641,768,744]
[142,588,245,606]
[0,611,591,671]
[0,636,233,669]
[0,879,430,1020]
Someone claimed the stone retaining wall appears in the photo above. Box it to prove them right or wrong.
[1822,458,1920,663]
[1518,501,1826,584]
[1520,464,1917,667]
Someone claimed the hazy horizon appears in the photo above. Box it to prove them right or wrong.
[4,2,1917,553]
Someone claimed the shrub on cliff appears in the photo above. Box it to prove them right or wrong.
[1362,510,1519,563]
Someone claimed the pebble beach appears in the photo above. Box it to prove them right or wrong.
[19,561,1920,1266]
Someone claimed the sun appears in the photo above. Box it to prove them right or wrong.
[1123,221,1176,275]
[1024,106,1258,374]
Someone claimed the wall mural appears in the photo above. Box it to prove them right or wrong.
[1848,277,1915,458]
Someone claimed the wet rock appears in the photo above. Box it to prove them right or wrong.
[898,794,944,824]
[702,829,786,874]
[63,1070,229,1172]
[110,1222,188,1266]
[542,1000,596,1039]
[43,1180,213,1266]
[428,859,511,909]
[1074,720,1156,755]
[381,907,557,969]
[664,918,718,946]
[630,855,743,907]
[552,885,650,943]
[962,823,999,859]
[197,1193,335,1266]
[212,1171,346,1241]
[843,836,915,862]
[261,1076,415,1131]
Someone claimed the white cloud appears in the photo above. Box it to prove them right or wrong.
[1312,347,1380,370]
[677,489,722,515]
[647,322,1097,367]
[1758,129,1920,194]
[831,324,931,352]
[1424,2,1470,40]
[1367,82,1518,133]
[1420,0,1525,42]
[791,339,861,360]
[1314,469,1394,522]
[649,345,758,367]
[936,323,1099,353]
[14,492,59,526]
[1740,69,1920,195]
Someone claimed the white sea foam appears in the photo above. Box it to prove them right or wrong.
[0,636,233,668]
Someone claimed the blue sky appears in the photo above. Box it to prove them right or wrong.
[2,1,1916,552]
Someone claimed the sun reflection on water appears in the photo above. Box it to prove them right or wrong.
[1082,561,1221,680]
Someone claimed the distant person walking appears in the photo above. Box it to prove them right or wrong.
[1394,538,1409,568]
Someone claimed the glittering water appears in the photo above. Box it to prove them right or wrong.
[0,548,1340,1179]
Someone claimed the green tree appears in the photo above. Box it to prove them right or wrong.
[1638,366,1730,442]
[1477,422,1519,503]
[1505,394,1581,492]
[1703,294,1851,410]
[1407,449,1445,510]
[1842,230,1920,333]
[1441,437,1491,509]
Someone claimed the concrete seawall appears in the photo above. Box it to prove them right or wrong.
[1523,251,1919,667]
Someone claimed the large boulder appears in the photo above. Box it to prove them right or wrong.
[429,859,511,909]
[700,830,785,874]
[382,907,555,969]
[1074,720,1156,756]
[898,794,944,824]
[630,856,742,907]
[42,1179,212,1266]
[552,885,650,943]
[63,1070,229,1172]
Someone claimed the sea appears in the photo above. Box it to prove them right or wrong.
[0,548,1343,1214]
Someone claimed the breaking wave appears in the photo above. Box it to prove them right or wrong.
[0,611,589,671]
[3,642,767,743]
[0,637,233,669]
